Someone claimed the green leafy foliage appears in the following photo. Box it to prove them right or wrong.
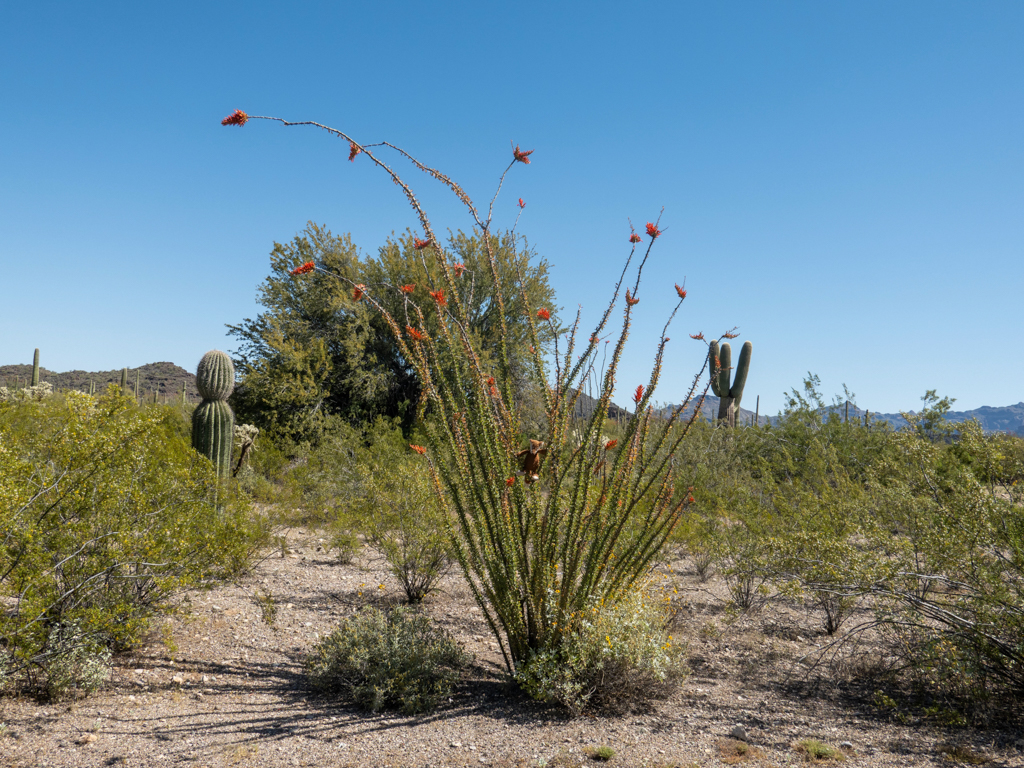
[514,584,686,715]
[228,224,558,443]
[0,389,268,691]
[306,605,468,714]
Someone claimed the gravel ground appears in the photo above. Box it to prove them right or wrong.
[2,528,1022,768]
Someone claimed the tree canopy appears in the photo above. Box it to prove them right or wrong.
[228,223,558,444]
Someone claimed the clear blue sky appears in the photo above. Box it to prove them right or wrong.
[3,1,1022,415]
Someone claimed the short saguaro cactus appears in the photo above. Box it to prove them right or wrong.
[192,350,235,478]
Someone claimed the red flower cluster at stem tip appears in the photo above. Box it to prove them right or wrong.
[352,284,365,301]
[687,494,695,504]
[723,332,739,339]
[629,233,642,244]
[289,261,315,276]
[400,284,415,294]
[506,477,516,486]
[512,143,534,164]
[430,289,447,306]
[518,198,525,209]
[221,110,249,127]
[633,385,645,404]
[348,142,361,161]
[604,439,618,451]
[414,237,431,250]
[486,377,495,386]
[625,289,639,306]
[675,283,687,299]
[537,308,551,320]
[409,444,427,455]
[689,332,704,341]
[645,222,661,239]
[453,262,467,277]
[406,325,426,341]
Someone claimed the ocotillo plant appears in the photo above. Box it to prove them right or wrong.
[709,339,752,428]
[225,110,715,674]
[191,350,235,479]
[31,349,40,386]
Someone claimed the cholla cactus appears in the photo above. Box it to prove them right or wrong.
[232,423,259,477]
[1,382,54,402]
[191,350,235,478]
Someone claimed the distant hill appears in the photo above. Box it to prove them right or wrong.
[0,362,199,403]
[819,401,1024,436]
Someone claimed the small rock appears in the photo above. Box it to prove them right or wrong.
[171,675,185,685]
[76,733,98,745]
[840,741,854,750]
[134,668,145,674]
[730,724,748,741]
[450,742,462,748]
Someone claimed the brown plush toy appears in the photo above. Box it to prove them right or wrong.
[516,440,548,484]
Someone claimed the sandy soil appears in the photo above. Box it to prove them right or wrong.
[2,528,1022,768]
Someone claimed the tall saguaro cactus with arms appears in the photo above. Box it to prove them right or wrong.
[191,350,236,478]
[709,339,752,428]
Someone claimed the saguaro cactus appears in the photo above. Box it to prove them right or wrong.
[120,368,128,394]
[709,339,752,428]
[191,350,235,478]
[32,349,40,386]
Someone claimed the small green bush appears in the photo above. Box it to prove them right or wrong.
[39,622,112,699]
[306,606,468,714]
[0,389,268,688]
[515,585,686,715]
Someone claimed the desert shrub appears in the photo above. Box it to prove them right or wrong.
[514,585,686,715]
[37,622,112,699]
[348,426,454,602]
[0,389,268,688]
[306,605,468,714]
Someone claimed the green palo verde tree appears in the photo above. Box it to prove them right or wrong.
[222,109,713,675]
[709,338,751,427]
[228,225,557,444]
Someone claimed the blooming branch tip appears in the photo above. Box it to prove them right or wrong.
[348,142,361,161]
[645,222,661,239]
[629,233,642,244]
[537,308,550,321]
[675,283,687,299]
[221,110,248,127]
[409,444,427,455]
[414,237,431,250]
[289,261,315,276]
[512,143,534,164]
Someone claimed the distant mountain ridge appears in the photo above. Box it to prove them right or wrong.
[0,362,199,402]
[821,401,1024,436]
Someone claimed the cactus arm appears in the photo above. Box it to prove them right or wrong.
[708,341,723,397]
[730,341,752,405]
[716,342,732,397]
[32,349,40,387]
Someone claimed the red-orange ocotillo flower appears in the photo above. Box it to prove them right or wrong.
[221,110,249,127]
[512,143,534,164]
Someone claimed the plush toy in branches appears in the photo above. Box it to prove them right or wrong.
[516,440,548,484]
[709,339,752,428]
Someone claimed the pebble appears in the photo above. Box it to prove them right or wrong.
[730,724,748,741]
[840,741,854,750]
